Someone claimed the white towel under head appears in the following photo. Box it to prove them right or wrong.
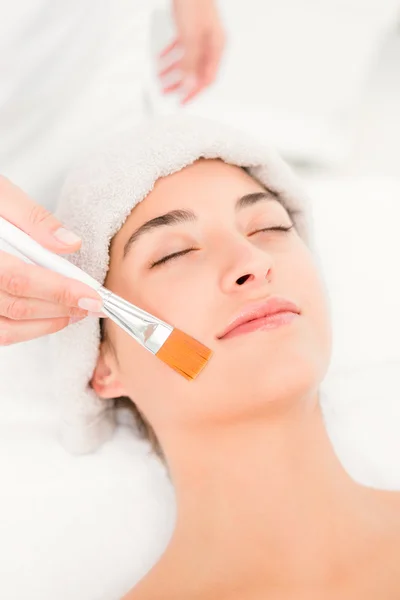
[53,115,312,454]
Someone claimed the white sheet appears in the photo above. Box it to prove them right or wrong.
[0,176,399,599]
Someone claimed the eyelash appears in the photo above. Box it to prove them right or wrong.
[150,247,197,268]
[150,225,294,268]
[251,224,294,235]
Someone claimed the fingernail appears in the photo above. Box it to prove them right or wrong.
[54,227,81,245]
[78,298,103,312]
[69,314,85,325]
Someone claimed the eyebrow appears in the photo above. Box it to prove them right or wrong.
[236,190,277,210]
[123,189,278,257]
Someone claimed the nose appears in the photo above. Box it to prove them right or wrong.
[219,237,273,294]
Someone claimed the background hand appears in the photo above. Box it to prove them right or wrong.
[159,0,226,104]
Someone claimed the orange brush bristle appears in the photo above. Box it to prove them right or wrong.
[155,328,212,380]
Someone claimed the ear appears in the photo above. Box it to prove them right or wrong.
[91,342,127,399]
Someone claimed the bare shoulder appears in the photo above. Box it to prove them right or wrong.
[367,487,400,548]
[121,575,166,600]
[121,569,170,600]
[372,487,400,516]
[120,543,216,600]
[121,553,188,600]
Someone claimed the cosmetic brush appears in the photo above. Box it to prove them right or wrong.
[0,217,212,380]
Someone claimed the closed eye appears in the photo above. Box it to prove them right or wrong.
[249,224,294,236]
[149,225,293,268]
[150,247,197,268]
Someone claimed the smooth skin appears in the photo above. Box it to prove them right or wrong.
[91,160,400,599]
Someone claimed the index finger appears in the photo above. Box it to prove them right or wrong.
[0,175,81,253]
[0,250,102,310]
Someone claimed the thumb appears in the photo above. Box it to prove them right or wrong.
[0,175,81,253]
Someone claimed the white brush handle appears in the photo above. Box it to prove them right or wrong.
[0,216,101,291]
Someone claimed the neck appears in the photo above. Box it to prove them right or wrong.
[158,397,369,585]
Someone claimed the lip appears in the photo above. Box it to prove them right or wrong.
[217,297,301,340]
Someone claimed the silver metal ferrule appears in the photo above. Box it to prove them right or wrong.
[98,287,173,354]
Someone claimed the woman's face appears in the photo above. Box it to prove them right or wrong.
[93,159,331,432]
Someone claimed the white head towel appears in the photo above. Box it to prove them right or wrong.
[53,115,312,454]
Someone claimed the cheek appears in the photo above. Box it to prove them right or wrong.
[121,265,213,336]
[107,263,215,417]
[110,323,174,399]
[283,244,328,310]
[110,322,207,429]
[278,244,332,356]
[294,252,332,363]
